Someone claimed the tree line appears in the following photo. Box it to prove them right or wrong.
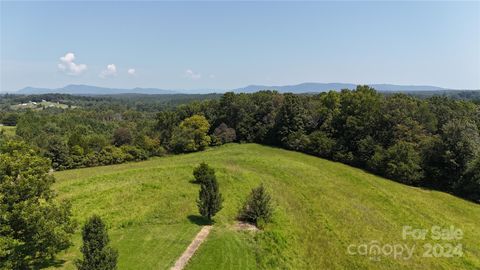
[2,86,479,202]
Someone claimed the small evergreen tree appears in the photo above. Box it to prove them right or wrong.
[238,184,274,226]
[193,162,215,184]
[197,175,223,221]
[76,215,118,270]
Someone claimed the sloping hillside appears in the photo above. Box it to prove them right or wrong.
[50,144,480,269]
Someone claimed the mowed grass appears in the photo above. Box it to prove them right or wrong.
[0,125,16,137]
[50,144,480,269]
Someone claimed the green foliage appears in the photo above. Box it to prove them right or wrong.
[238,184,274,227]
[307,131,335,158]
[384,141,424,184]
[171,115,211,153]
[120,145,148,161]
[457,157,480,202]
[112,127,132,146]
[46,136,71,170]
[440,119,480,187]
[197,173,223,221]
[0,140,76,269]
[156,111,180,147]
[276,94,310,146]
[1,113,18,126]
[212,123,236,145]
[6,87,480,201]
[193,162,215,184]
[76,215,118,270]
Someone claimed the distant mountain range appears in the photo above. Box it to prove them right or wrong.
[16,85,178,95]
[234,83,447,93]
[12,82,455,95]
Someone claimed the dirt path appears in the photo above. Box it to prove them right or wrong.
[170,225,212,270]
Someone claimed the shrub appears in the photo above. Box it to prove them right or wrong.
[120,145,148,161]
[97,146,127,165]
[193,162,215,184]
[238,184,274,227]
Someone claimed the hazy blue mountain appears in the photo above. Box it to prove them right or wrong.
[14,82,450,95]
[17,84,179,95]
[234,82,447,93]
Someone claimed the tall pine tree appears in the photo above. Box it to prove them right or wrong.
[76,215,118,270]
[196,169,223,221]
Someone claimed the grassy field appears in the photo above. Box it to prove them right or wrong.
[50,144,480,269]
[0,125,16,137]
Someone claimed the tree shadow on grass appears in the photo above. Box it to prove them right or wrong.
[31,257,67,269]
[187,215,212,226]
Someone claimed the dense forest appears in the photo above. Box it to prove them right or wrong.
[1,86,479,202]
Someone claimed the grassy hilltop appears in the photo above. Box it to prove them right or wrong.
[50,144,480,269]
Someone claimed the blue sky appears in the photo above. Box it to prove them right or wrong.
[1,1,479,92]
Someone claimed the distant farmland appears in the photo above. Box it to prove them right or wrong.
[11,100,75,110]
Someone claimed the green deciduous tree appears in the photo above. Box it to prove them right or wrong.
[112,127,132,146]
[212,123,236,145]
[76,215,118,270]
[457,157,480,202]
[0,140,76,269]
[384,141,424,185]
[440,119,480,188]
[170,115,211,153]
[276,94,310,146]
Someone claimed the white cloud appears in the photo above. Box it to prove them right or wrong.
[99,64,117,78]
[185,69,201,80]
[127,68,136,76]
[58,52,87,75]
[209,74,215,79]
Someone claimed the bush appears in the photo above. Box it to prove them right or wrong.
[136,135,165,156]
[120,145,148,161]
[238,184,274,227]
[193,162,215,184]
[76,215,118,270]
[97,146,127,165]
